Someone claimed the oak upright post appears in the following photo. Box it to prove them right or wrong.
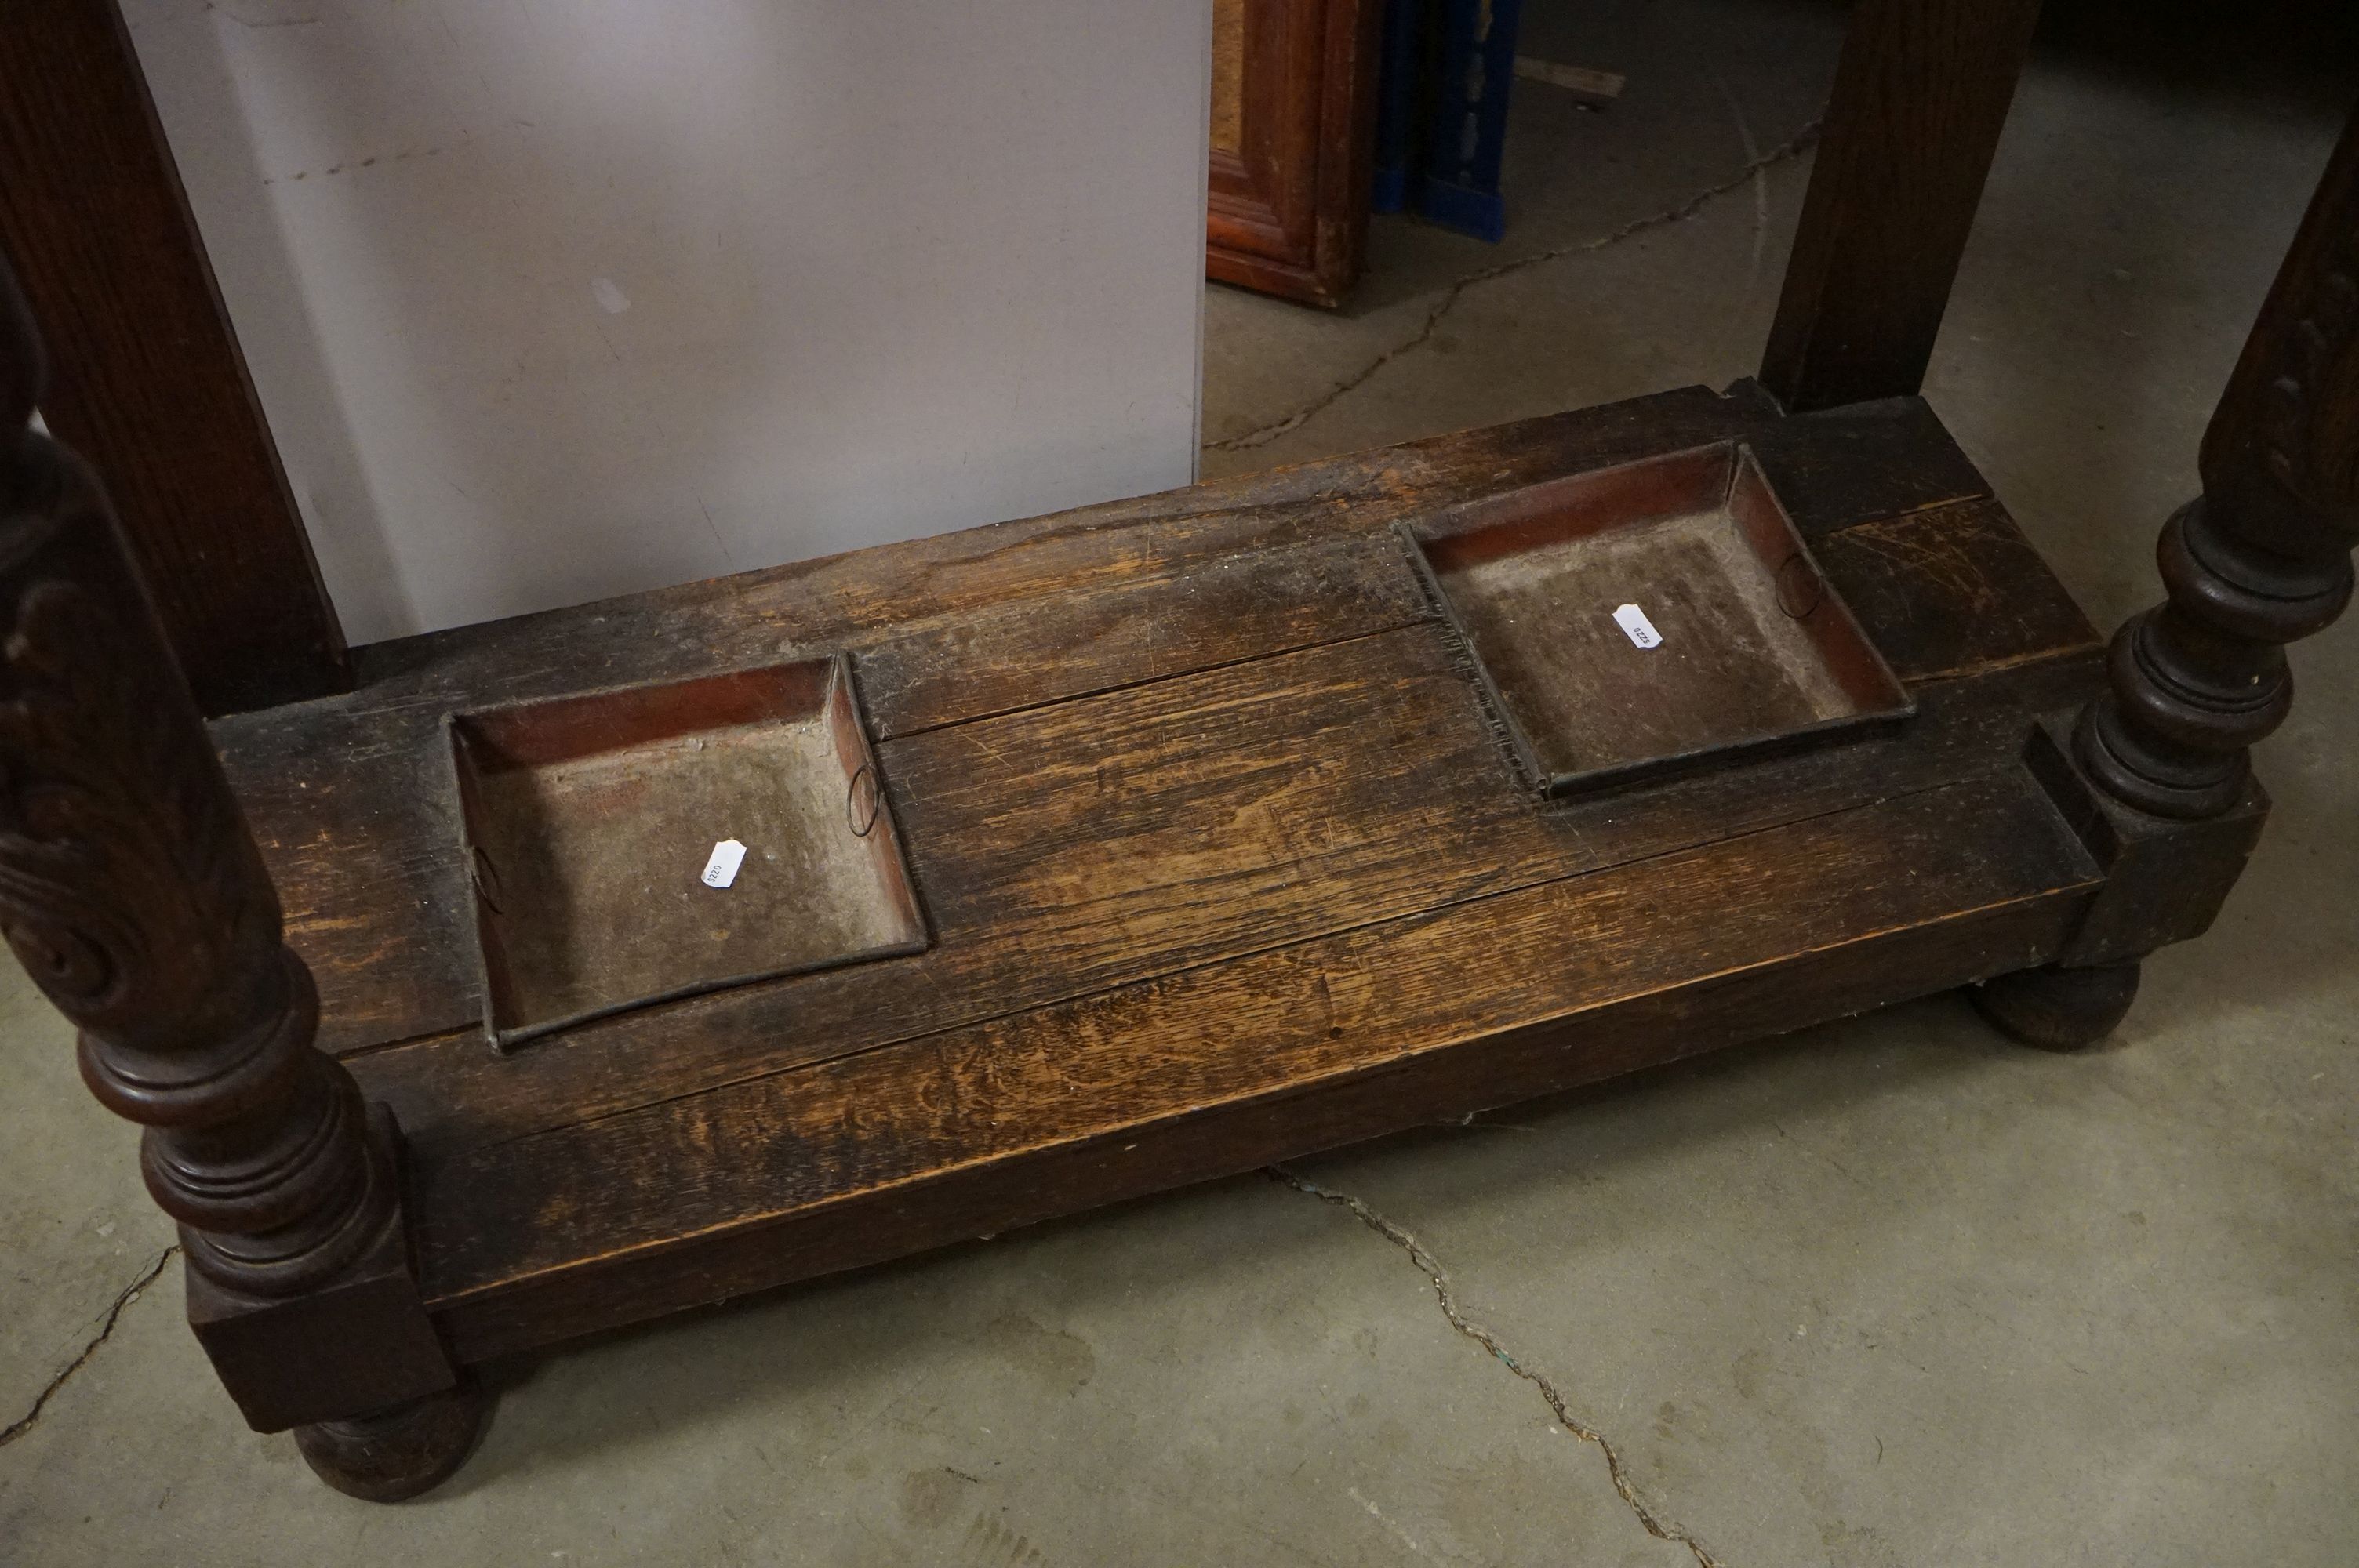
[1758,0,2045,411]
[0,260,477,1499]
[0,0,350,713]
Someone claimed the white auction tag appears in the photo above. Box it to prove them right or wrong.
[701,838,747,888]
[1613,603,1663,648]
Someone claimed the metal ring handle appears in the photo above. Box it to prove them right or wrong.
[471,843,505,916]
[1775,553,1825,619]
[846,764,881,838]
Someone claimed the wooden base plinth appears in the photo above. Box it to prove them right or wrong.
[208,387,2255,1475]
[184,1108,457,1433]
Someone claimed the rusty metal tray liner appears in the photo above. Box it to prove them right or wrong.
[1401,441,1914,796]
[447,655,925,1050]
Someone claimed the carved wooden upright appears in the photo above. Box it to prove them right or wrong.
[2080,114,2359,819]
[0,262,474,1500]
[1973,109,2359,1049]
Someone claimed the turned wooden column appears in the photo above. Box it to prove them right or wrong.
[2076,113,2359,819]
[1978,108,2359,1049]
[0,262,475,1499]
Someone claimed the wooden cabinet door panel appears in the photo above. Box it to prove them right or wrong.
[1207,0,1380,307]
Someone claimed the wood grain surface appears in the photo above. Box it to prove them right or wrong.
[219,390,2010,1055]
[208,387,2111,1364]
[425,771,2097,1358]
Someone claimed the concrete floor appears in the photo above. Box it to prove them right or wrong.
[5,4,2357,1564]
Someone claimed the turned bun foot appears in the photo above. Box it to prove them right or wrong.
[1969,961,2142,1051]
[294,1381,487,1502]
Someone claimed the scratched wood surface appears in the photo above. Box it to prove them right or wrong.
[214,387,2108,1362]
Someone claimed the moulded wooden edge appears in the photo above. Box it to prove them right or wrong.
[427,871,2095,1364]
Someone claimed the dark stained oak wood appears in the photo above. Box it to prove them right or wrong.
[216,390,2007,1058]
[1980,107,2359,1047]
[1810,499,2098,682]
[438,898,2086,1363]
[1206,0,1384,307]
[1737,390,1993,535]
[224,386,1778,1054]
[138,367,2174,1485]
[122,371,2128,1380]
[0,259,462,1478]
[2073,107,2359,820]
[5,0,2338,1504]
[855,531,1430,739]
[180,390,2102,1363]
[0,343,2278,1497]
[0,0,348,713]
[2022,718,2266,967]
[347,641,2098,1163]
[421,771,2098,1358]
[292,1381,486,1505]
[1758,0,2045,411]
[1970,961,2143,1051]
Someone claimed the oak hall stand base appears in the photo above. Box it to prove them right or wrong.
[2,2,2354,1504]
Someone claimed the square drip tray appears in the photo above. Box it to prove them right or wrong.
[1401,441,1914,796]
[448,655,925,1049]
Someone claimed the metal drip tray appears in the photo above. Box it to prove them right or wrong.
[1402,441,1914,795]
[448,655,925,1049]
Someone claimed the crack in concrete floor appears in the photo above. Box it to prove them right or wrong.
[0,1245,177,1450]
[1205,120,1823,456]
[1270,1167,1724,1568]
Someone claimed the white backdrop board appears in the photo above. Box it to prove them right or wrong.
[124,0,1213,644]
